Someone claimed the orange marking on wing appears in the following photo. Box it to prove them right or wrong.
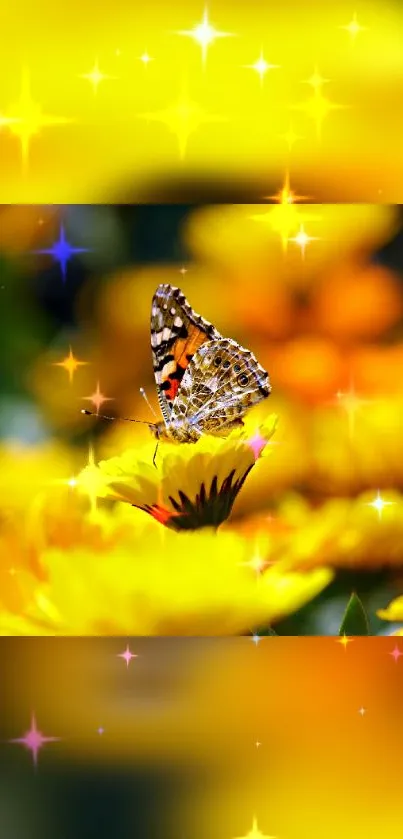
[173,324,209,368]
[165,379,180,401]
[163,325,210,403]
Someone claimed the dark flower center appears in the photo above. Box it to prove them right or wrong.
[139,466,253,531]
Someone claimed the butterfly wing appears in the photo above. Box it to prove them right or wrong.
[171,337,271,434]
[151,284,222,425]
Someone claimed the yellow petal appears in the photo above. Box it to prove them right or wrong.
[1,528,332,636]
[377,595,403,622]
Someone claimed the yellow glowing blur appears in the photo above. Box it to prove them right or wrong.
[0,0,402,200]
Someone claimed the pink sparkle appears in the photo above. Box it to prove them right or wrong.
[247,431,267,460]
[117,644,138,668]
[82,381,114,415]
[97,726,105,735]
[390,645,402,663]
[9,713,60,767]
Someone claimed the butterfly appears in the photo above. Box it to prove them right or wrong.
[149,283,271,444]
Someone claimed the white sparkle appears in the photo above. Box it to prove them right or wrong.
[177,7,234,66]
[139,51,153,65]
[366,490,395,520]
[245,50,280,85]
[288,224,319,258]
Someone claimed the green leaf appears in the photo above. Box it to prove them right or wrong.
[339,593,370,636]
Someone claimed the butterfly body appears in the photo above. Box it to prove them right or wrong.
[150,418,202,444]
[150,284,271,444]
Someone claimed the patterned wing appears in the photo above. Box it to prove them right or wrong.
[171,337,271,434]
[151,284,221,424]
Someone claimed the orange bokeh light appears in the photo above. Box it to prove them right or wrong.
[314,261,403,339]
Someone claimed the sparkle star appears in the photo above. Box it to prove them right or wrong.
[302,66,330,91]
[80,60,116,94]
[251,193,320,252]
[32,223,91,281]
[340,13,366,40]
[235,817,276,839]
[77,444,103,514]
[82,382,114,415]
[337,634,352,650]
[177,7,234,66]
[293,77,345,140]
[251,634,261,646]
[139,51,153,65]
[358,706,366,716]
[242,552,268,576]
[118,644,138,668]
[265,171,310,204]
[288,224,319,258]
[50,474,79,492]
[52,345,89,384]
[247,430,268,460]
[390,645,402,662]
[335,380,371,440]
[366,490,395,520]
[279,124,304,152]
[5,68,72,170]
[9,713,60,768]
[244,50,280,86]
[76,446,138,516]
[139,86,223,159]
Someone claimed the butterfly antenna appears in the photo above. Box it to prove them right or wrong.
[139,387,158,419]
[81,409,154,427]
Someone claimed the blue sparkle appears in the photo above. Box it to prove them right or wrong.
[32,223,91,281]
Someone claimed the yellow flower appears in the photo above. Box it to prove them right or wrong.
[239,490,403,572]
[78,414,278,531]
[0,489,150,617]
[377,596,403,633]
[0,526,332,635]
[0,440,78,512]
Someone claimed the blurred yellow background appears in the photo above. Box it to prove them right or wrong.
[1,0,403,201]
[1,636,402,838]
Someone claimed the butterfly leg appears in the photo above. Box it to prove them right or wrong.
[152,441,159,469]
